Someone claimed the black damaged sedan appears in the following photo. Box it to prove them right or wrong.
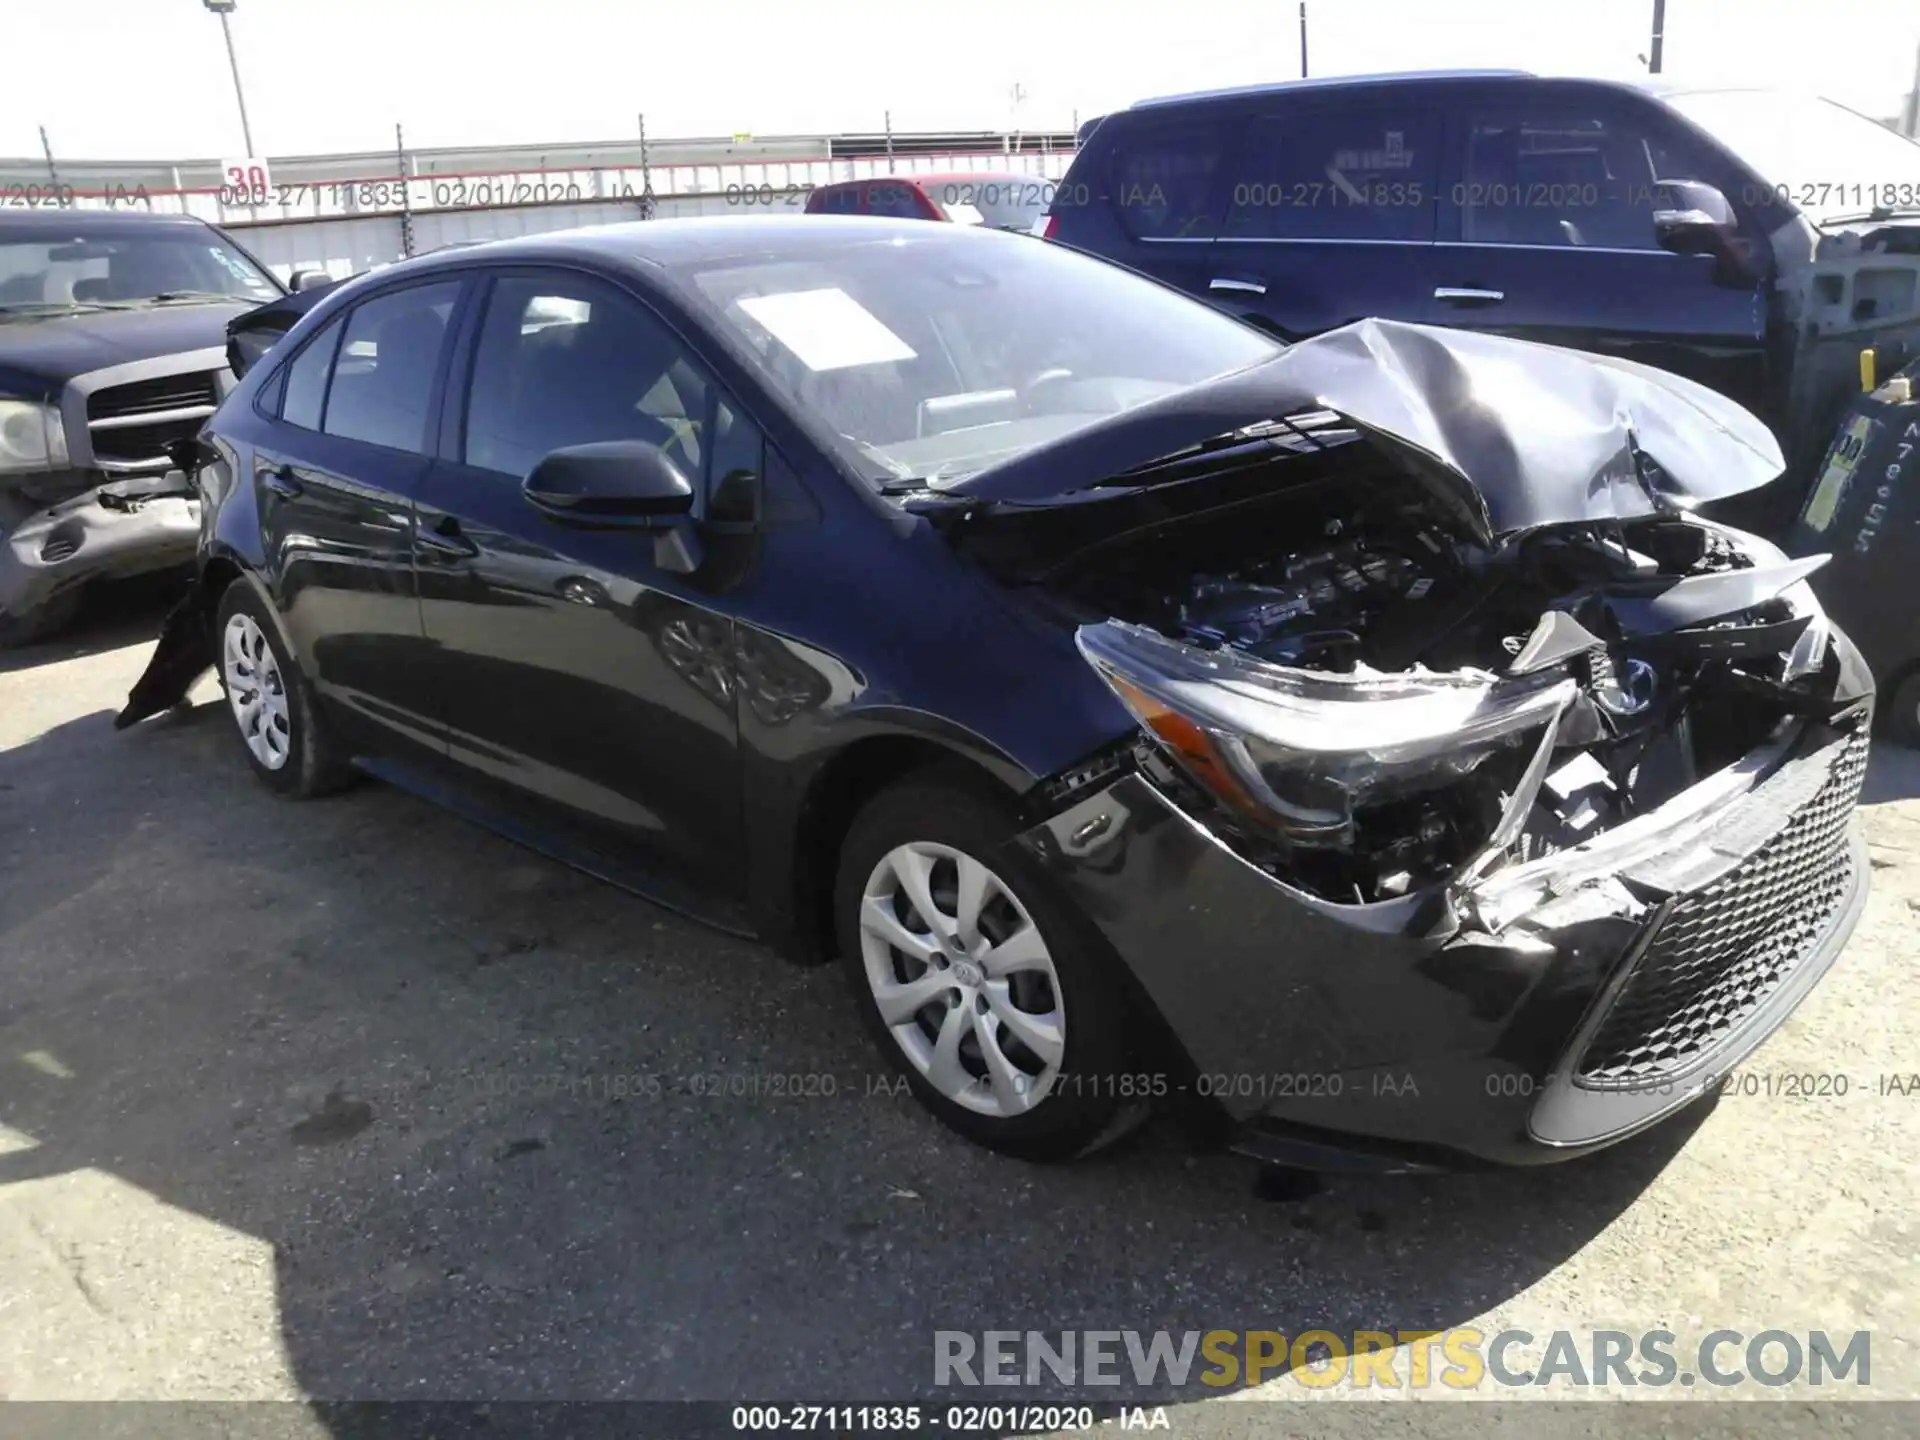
[120,217,1873,1169]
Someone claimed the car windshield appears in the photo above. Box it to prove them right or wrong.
[0,223,280,313]
[676,225,1279,488]
[1662,89,1920,223]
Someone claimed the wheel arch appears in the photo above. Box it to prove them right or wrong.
[775,732,1031,966]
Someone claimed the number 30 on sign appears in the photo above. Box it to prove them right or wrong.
[222,159,273,207]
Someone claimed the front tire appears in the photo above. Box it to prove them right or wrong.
[835,769,1141,1160]
[214,582,353,797]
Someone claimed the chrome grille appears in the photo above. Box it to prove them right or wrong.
[87,371,219,467]
[1575,729,1869,1087]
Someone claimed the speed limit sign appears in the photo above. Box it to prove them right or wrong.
[221,158,272,207]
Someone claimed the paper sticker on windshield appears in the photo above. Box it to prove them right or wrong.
[736,288,916,371]
[207,247,251,279]
[943,202,986,226]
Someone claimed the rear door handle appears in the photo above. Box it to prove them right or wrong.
[416,514,479,558]
[1434,287,1505,305]
[1209,277,1267,296]
[261,463,302,498]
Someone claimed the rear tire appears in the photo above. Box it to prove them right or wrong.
[835,768,1143,1161]
[214,581,355,798]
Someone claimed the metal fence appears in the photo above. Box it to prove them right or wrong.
[226,150,1077,278]
[4,128,1079,280]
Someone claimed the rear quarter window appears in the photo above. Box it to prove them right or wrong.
[1107,119,1231,240]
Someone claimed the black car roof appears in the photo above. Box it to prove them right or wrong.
[376,214,1016,275]
[1132,68,1534,110]
[1122,69,1686,117]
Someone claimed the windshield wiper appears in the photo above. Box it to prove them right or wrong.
[145,290,245,304]
[843,435,923,492]
[1112,413,1345,482]
[0,300,123,317]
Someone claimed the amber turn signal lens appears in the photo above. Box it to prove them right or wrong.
[1107,674,1266,818]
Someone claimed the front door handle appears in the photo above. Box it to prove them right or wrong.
[1210,276,1268,296]
[261,463,303,498]
[1434,287,1505,305]
[415,514,479,558]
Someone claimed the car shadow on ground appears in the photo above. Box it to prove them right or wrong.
[0,576,183,677]
[0,697,1705,1416]
[1860,738,1920,805]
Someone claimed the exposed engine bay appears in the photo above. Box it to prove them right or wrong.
[1023,463,1849,906]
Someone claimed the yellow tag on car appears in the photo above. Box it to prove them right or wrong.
[1801,412,1878,534]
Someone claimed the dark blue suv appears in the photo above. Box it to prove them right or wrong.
[1045,70,1920,529]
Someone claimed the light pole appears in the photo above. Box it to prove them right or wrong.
[1903,36,1920,138]
[203,0,256,157]
[1648,0,1667,75]
[1298,3,1309,79]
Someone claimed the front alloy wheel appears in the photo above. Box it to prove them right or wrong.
[837,770,1140,1160]
[859,841,1066,1117]
[222,612,292,770]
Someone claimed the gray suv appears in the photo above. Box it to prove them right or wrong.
[0,208,297,645]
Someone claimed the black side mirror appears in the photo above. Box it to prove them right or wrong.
[1652,179,1735,256]
[523,440,705,572]
[287,269,333,293]
[523,440,696,524]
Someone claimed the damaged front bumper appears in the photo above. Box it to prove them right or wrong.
[1017,634,1875,1171]
[0,472,200,622]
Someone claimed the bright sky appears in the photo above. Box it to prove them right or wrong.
[7,0,1918,160]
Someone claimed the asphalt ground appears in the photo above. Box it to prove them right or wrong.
[2,584,1917,1436]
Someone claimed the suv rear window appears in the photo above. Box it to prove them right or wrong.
[1222,109,1439,241]
[1108,121,1230,240]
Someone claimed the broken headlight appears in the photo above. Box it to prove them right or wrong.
[1077,620,1574,848]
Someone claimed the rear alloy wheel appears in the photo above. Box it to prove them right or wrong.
[214,582,354,798]
[222,612,293,771]
[837,773,1141,1160]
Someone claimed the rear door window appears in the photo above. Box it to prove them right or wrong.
[1222,108,1440,241]
[321,282,462,453]
[1108,120,1231,240]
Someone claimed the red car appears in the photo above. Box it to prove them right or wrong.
[803,172,1055,232]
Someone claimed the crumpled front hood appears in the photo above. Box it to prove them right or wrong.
[945,318,1785,539]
